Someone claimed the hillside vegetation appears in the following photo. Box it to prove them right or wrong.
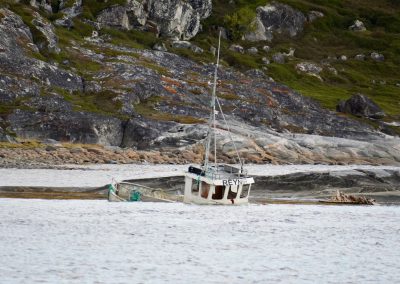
[197,0,400,118]
[1,0,400,121]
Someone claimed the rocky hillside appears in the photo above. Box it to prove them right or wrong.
[0,0,399,165]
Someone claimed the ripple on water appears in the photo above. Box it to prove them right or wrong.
[0,200,399,283]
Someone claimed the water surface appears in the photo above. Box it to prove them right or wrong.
[0,199,399,283]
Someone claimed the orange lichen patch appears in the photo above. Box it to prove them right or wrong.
[239,79,251,84]
[267,97,278,108]
[187,80,209,88]
[161,76,182,88]
[163,85,178,94]
[271,87,290,94]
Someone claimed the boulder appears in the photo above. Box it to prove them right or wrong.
[272,52,285,64]
[354,54,365,61]
[336,94,386,119]
[371,52,385,62]
[262,45,271,52]
[8,109,124,146]
[153,42,168,52]
[30,0,52,13]
[97,0,212,40]
[171,40,203,53]
[262,57,270,64]
[339,55,347,61]
[243,18,271,42]
[31,12,60,53]
[296,62,322,76]
[229,44,244,53]
[349,20,366,31]
[59,0,82,18]
[121,118,174,149]
[244,2,307,42]
[188,0,212,19]
[307,11,324,22]
[247,47,258,54]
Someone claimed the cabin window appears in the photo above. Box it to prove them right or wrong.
[240,184,250,198]
[191,178,200,194]
[212,186,224,200]
[227,185,238,199]
[201,182,210,199]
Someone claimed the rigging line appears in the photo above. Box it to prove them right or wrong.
[215,96,243,166]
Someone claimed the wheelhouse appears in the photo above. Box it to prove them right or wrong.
[184,164,254,205]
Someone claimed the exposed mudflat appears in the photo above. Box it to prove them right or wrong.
[1,164,400,203]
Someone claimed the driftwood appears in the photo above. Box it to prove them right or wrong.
[331,190,376,205]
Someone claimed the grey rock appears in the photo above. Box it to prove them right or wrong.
[31,12,60,53]
[229,44,244,53]
[354,54,365,61]
[339,55,348,61]
[327,66,338,75]
[59,0,82,18]
[54,17,74,28]
[272,52,285,64]
[247,47,258,54]
[171,40,203,53]
[122,118,174,149]
[97,5,131,30]
[190,45,204,53]
[307,11,324,22]
[209,46,216,56]
[0,9,83,92]
[30,0,52,13]
[262,45,271,53]
[8,109,124,146]
[171,40,192,49]
[243,18,271,42]
[244,69,266,79]
[188,0,212,19]
[337,94,386,119]
[349,20,366,31]
[371,52,385,62]
[153,42,168,52]
[97,0,212,40]
[245,2,307,42]
[54,0,82,27]
[285,48,295,57]
[1,7,399,164]
[262,57,270,64]
[296,62,322,75]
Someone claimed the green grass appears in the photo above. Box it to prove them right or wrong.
[134,96,205,124]
[2,0,400,121]
[194,0,400,117]
[54,87,125,118]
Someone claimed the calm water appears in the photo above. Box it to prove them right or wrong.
[0,199,399,283]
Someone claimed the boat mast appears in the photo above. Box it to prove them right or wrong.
[204,31,222,173]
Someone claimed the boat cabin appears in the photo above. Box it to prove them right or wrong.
[184,164,254,205]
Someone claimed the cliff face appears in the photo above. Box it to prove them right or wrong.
[0,1,399,165]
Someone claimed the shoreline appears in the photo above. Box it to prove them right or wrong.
[1,164,399,204]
